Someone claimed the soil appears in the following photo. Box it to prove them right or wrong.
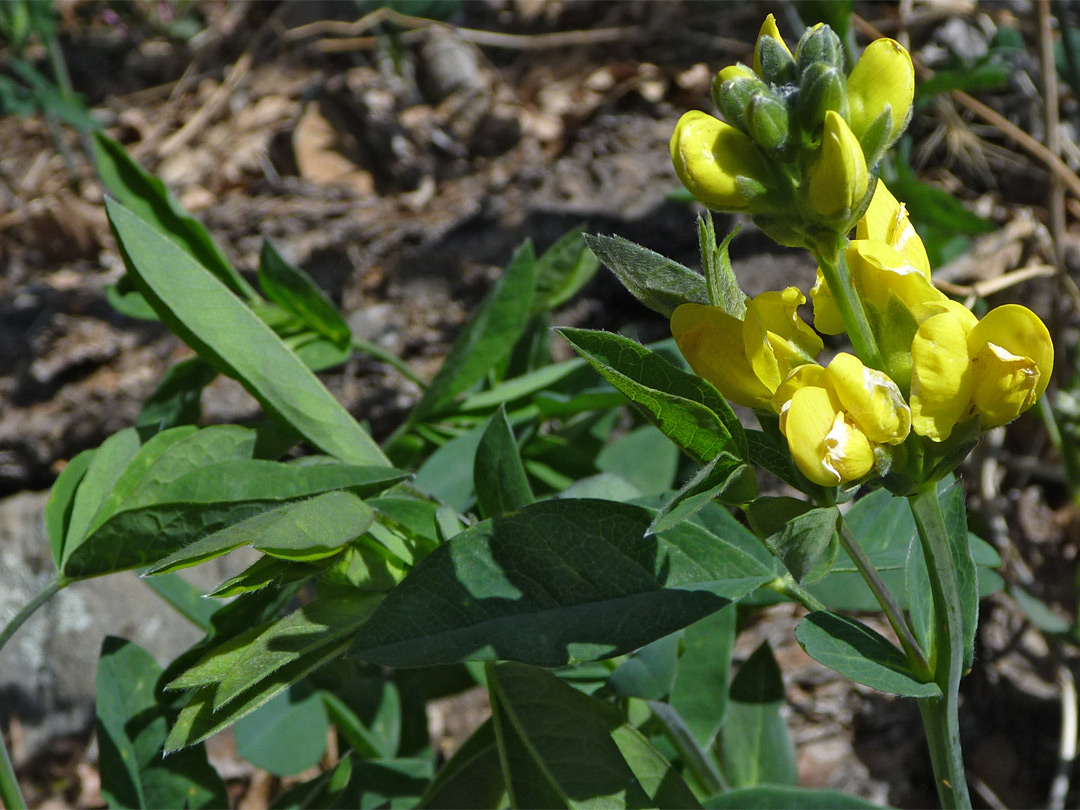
[2,1,1080,808]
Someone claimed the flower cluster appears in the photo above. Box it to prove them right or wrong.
[671,14,915,249]
[669,17,1053,490]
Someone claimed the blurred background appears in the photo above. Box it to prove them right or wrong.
[2,1,1079,807]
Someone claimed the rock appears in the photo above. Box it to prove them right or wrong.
[0,490,255,764]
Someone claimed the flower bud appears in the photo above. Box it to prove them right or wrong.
[796,23,844,74]
[753,14,796,85]
[847,38,915,148]
[670,110,774,212]
[797,63,848,134]
[826,353,910,445]
[783,384,875,487]
[712,64,762,130]
[804,111,868,222]
[746,94,790,152]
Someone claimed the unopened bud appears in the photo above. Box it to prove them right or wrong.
[798,63,848,134]
[847,38,914,147]
[753,14,796,86]
[803,110,868,222]
[746,95,790,152]
[714,66,767,132]
[796,24,844,74]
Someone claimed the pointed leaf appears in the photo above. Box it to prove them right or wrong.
[420,719,506,809]
[558,328,745,465]
[669,606,737,748]
[534,225,601,311]
[351,499,772,668]
[649,454,756,536]
[474,406,534,518]
[105,198,389,467]
[147,491,375,574]
[235,685,329,776]
[413,242,538,419]
[45,447,95,569]
[258,240,351,347]
[585,234,709,318]
[746,500,839,584]
[721,642,797,788]
[795,611,940,698]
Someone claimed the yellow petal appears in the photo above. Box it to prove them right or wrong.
[753,14,793,77]
[809,269,844,335]
[717,63,758,85]
[967,304,1054,426]
[846,239,945,320]
[784,386,873,486]
[743,287,823,395]
[671,303,772,408]
[806,111,868,220]
[847,38,915,144]
[910,311,974,441]
[670,111,771,212]
[827,352,911,445]
[772,363,829,433]
[855,181,930,277]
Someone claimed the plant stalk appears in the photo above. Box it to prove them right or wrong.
[813,240,886,372]
[837,522,931,678]
[909,486,972,809]
[764,575,828,613]
[0,577,65,810]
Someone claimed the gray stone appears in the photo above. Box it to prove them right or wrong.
[0,490,254,763]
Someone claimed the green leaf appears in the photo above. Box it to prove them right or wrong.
[147,490,375,574]
[413,241,538,419]
[414,421,487,511]
[699,216,745,319]
[105,198,389,467]
[321,682,401,760]
[940,480,980,671]
[45,447,95,569]
[534,225,601,311]
[703,785,884,809]
[62,427,142,570]
[258,240,352,347]
[458,358,587,413]
[235,685,329,776]
[96,637,227,809]
[558,328,745,465]
[351,499,773,668]
[597,425,680,496]
[649,454,757,536]
[720,642,797,788]
[419,719,506,809]
[93,132,256,300]
[746,499,839,584]
[165,596,380,752]
[474,406,535,518]
[608,632,680,700]
[668,606,736,748]
[794,611,940,698]
[489,662,699,809]
[136,357,217,432]
[609,714,703,808]
[1010,584,1072,635]
[64,461,405,579]
[584,234,709,318]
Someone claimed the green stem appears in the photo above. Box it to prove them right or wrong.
[0,726,23,810]
[909,486,972,809]
[765,575,828,613]
[814,239,885,372]
[647,700,727,795]
[837,522,931,679]
[0,578,64,653]
[351,338,428,389]
[0,577,65,810]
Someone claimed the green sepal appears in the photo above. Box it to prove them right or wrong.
[877,292,919,395]
[797,64,848,134]
[747,95,791,153]
[796,24,844,74]
[757,35,797,86]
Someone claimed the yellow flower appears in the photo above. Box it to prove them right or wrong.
[773,353,908,486]
[804,111,868,222]
[753,14,793,78]
[671,288,822,409]
[856,182,930,276]
[968,304,1054,427]
[910,303,1053,440]
[670,110,773,212]
[847,38,915,146]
